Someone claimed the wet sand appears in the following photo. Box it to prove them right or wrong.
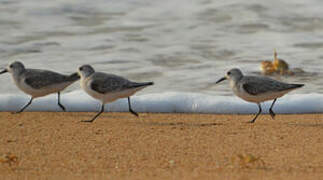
[0,112,322,179]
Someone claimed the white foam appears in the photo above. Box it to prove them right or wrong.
[0,90,321,114]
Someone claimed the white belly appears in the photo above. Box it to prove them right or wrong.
[233,86,292,103]
[15,79,72,98]
[81,79,145,104]
[230,81,293,103]
[235,88,287,103]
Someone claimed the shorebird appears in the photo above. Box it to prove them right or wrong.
[0,61,80,113]
[77,64,154,123]
[216,68,304,123]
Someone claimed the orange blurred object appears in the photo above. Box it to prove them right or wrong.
[273,49,289,75]
[260,61,276,75]
[260,49,292,75]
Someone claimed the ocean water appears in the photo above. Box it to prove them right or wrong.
[0,0,322,113]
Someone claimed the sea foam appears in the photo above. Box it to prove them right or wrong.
[0,90,321,114]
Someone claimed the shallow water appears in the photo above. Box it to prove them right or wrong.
[0,0,323,97]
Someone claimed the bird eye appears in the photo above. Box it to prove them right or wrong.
[9,65,13,68]
[79,67,83,71]
[227,72,231,75]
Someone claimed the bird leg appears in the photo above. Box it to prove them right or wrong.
[128,97,139,117]
[82,103,105,123]
[269,98,277,119]
[57,92,66,112]
[249,103,262,123]
[14,97,33,114]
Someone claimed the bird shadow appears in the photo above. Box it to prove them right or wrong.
[67,113,222,127]
[143,122,222,127]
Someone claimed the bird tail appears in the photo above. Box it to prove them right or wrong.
[290,84,304,89]
[68,72,80,82]
[131,82,154,88]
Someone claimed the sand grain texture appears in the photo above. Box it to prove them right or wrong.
[0,112,323,179]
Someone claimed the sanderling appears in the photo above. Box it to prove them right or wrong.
[0,61,80,113]
[77,64,154,123]
[216,68,304,123]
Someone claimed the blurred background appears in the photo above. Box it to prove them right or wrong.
[0,0,322,96]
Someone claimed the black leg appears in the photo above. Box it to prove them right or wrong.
[269,98,277,119]
[14,97,33,114]
[128,97,139,117]
[57,92,66,112]
[249,103,262,123]
[82,103,105,123]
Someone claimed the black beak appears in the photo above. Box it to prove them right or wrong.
[216,77,227,84]
[0,69,8,75]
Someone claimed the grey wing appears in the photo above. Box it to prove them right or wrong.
[23,69,68,89]
[89,73,133,94]
[241,77,293,95]
[242,82,268,95]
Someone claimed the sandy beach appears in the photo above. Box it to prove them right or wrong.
[0,112,322,179]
